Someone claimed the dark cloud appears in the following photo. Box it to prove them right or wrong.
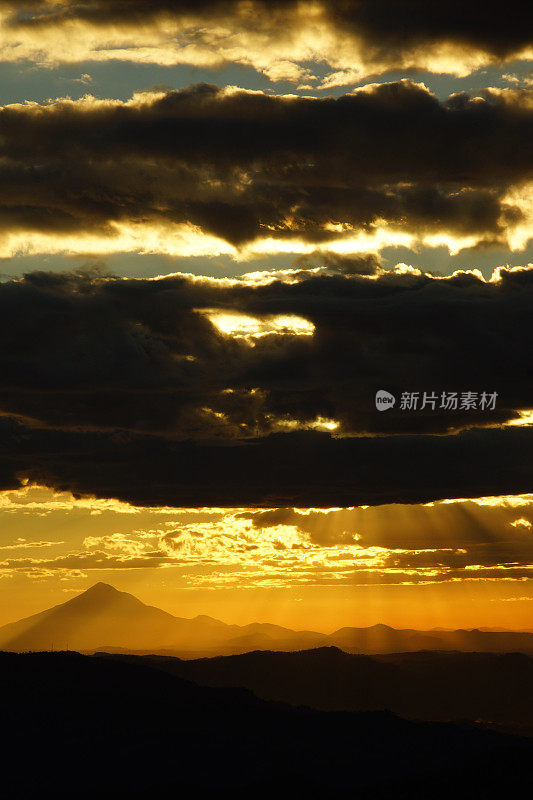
[0,82,531,247]
[3,417,533,508]
[326,1,532,61]
[385,544,533,571]
[2,265,533,441]
[1,263,533,506]
[3,2,531,63]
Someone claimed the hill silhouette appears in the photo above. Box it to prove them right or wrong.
[1,582,533,656]
[118,646,533,735]
[1,650,531,797]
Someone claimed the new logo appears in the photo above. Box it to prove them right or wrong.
[375,390,396,411]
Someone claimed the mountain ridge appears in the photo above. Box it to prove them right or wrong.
[106,646,533,735]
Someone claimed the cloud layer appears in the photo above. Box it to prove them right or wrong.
[2,487,533,586]
[0,2,531,84]
[0,82,531,258]
[2,265,533,506]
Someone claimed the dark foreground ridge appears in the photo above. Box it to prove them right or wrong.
[108,646,533,736]
[1,651,531,798]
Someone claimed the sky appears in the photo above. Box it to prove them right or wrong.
[0,1,532,630]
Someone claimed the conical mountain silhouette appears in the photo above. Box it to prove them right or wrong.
[0,582,186,652]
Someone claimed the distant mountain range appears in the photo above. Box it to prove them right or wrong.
[1,582,533,656]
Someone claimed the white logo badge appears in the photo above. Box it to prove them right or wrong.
[375,390,396,411]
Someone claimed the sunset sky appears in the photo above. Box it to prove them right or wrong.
[0,1,532,631]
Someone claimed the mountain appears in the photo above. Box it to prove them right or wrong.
[1,582,533,655]
[127,647,533,735]
[0,582,237,652]
[1,650,531,797]
[326,623,533,653]
[0,582,325,654]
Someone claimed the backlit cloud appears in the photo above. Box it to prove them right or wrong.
[0,2,530,85]
[0,82,531,258]
[2,493,533,587]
